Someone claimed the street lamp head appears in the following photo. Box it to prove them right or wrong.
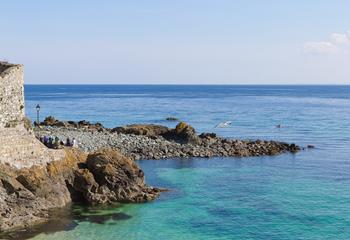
[35,104,41,125]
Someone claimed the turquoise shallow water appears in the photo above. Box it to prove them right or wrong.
[23,85,350,240]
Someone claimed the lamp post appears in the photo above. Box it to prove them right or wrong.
[36,104,41,125]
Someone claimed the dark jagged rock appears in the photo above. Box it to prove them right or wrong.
[40,116,106,132]
[84,149,160,203]
[163,122,202,145]
[199,132,217,139]
[165,117,179,121]
[0,148,161,232]
[41,116,60,126]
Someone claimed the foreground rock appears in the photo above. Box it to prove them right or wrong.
[35,117,300,160]
[0,148,161,232]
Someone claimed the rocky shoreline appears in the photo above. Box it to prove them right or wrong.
[0,117,301,238]
[0,148,162,234]
[34,117,301,161]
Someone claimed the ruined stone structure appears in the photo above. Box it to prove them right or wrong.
[0,62,64,168]
[0,62,25,127]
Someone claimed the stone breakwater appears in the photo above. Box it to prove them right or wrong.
[35,117,301,160]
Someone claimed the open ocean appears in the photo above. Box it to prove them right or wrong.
[24,85,350,240]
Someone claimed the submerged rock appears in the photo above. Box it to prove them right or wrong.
[165,117,179,121]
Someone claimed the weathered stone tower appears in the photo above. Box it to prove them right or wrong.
[0,62,64,168]
[0,62,25,128]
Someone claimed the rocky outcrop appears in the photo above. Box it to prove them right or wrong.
[39,116,106,132]
[35,119,301,161]
[78,149,160,204]
[0,148,161,232]
[39,119,201,145]
[111,122,201,144]
[164,122,202,145]
[110,122,202,144]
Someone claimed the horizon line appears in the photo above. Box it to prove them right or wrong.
[24,83,350,86]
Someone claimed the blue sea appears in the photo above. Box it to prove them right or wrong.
[24,85,350,240]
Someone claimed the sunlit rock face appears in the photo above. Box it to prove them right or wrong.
[0,148,161,232]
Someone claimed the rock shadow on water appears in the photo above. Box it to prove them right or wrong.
[73,205,132,225]
[0,204,132,240]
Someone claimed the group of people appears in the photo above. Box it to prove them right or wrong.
[38,136,77,149]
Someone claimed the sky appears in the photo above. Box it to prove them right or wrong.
[1,0,349,84]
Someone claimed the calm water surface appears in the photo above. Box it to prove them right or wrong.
[23,85,350,240]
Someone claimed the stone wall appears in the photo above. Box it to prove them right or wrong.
[0,62,65,169]
[0,62,25,128]
[0,124,65,168]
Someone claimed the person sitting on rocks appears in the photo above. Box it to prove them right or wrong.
[54,136,60,149]
[43,136,48,146]
[48,137,53,148]
[72,138,77,148]
[66,138,71,147]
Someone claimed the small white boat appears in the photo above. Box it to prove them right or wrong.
[215,121,232,128]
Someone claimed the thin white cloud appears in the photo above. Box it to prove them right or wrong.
[304,31,350,55]
[304,41,338,54]
[330,33,350,44]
